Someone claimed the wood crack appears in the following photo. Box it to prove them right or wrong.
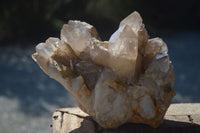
[187,115,194,124]
[60,111,64,132]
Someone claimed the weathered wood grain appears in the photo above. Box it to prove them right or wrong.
[52,104,200,133]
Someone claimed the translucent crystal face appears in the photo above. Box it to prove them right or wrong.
[32,11,175,129]
[61,20,100,59]
[120,11,149,48]
[89,38,109,66]
[108,25,140,83]
[119,11,143,34]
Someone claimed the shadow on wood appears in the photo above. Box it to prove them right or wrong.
[69,118,200,133]
[52,104,200,133]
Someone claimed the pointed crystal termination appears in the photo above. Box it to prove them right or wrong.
[61,20,100,60]
[119,11,149,48]
[32,11,175,129]
[108,25,141,83]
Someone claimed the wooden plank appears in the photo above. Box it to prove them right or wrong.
[59,113,96,133]
[166,103,200,115]
[51,104,200,133]
[192,115,200,124]
[52,111,62,133]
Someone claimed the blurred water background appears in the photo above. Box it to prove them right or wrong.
[0,0,200,132]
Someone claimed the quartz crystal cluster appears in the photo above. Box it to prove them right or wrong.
[32,11,175,128]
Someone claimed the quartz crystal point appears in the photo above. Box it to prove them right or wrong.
[32,11,175,128]
[108,24,141,83]
[61,20,100,60]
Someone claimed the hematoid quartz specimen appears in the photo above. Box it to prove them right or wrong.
[32,11,175,128]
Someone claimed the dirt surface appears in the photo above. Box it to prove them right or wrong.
[0,32,200,133]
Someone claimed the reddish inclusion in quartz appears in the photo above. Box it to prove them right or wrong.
[32,11,175,128]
